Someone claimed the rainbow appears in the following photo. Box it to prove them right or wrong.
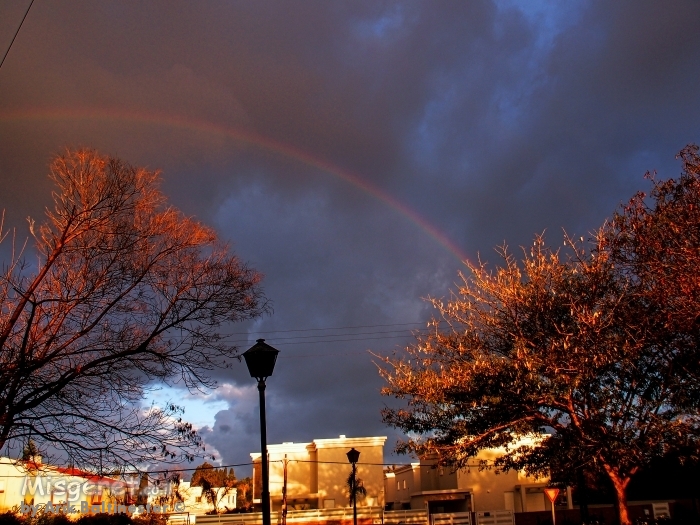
[1,108,469,262]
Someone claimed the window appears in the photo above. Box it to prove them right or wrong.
[402,480,407,489]
[397,482,400,490]
[195,496,202,503]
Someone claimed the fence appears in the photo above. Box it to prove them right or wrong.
[195,506,390,525]
[432,511,473,525]
[184,500,700,525]
[475,511,514,525]
[385,510,429,525]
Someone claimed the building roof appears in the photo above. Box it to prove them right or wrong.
[251,435,387,459]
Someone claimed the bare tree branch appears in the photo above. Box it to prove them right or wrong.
[0,149,268,469]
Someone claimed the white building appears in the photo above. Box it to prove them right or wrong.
[150,479,237,515]
[0,456,128,514]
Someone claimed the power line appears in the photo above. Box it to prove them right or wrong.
[175,323,433,353]
[241,334,420,347]
[0,461,256,478]
[222,322,427,337]
[0,458,494,478]
[219,328,425,344]
[260,344,409,358]
[277,349,372,359]
[215,323,436,349]
[165,322,443,348]
[156,322,432,358]
[0,0,35,72]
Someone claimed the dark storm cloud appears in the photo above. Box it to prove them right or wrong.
[1,0,699,474]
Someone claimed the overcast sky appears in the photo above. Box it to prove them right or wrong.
[1,0,699,476]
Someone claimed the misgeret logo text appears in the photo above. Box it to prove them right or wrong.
[21,474,174,501]
[19,502,186,516]
[22,475,131,500]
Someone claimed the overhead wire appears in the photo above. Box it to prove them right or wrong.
[220,326,429,344]
[206,321,439,358]
[215,321,439,351]
[0,0,35,72]
[223,322,426,336]
[253,334,420,347]
[165,321,445,352]
[219,330,423,344]
[0,458,495,478]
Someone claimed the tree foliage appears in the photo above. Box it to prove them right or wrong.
[21,439,39,461]
[0,149,267,469]
[379,146,700,525]
[234,477,253,509]
[602,145,700,409]
[191,462,236,488]
[345,471,366,506]
[191,462,237,512]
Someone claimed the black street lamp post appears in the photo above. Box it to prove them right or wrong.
[243,339,279,525]
[347,447,361,525]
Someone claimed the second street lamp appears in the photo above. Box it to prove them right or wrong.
[347,447,361,525]
[243,339,279,525]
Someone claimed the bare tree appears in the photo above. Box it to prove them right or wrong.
[0,149,267,469]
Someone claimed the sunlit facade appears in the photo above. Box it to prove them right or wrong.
[0,456,127,514]
[149,480,237,515]
[384,437,573,515]
[251,435,387,511]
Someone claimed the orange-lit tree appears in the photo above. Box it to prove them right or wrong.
[0,149,267,469]
[191,462,237,512]
[235,477,253,509]
[602,144,700,412]
[379,146,700,525]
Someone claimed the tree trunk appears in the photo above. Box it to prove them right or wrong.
[577,466,590,525]
[603,466,632,525]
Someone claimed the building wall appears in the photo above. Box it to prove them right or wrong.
[251,435,387,511]
[385,438,553,515]
[384,472,396,508]
[448,445,548,512]
[390,463,420,509]
[0,458,30,511]
[272,444,310,499]
[153,481,237,515]
[420,460,458,493]
[314,436,385,509]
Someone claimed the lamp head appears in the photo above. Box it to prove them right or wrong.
[243,339,279,380]
[346,447,360,464]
